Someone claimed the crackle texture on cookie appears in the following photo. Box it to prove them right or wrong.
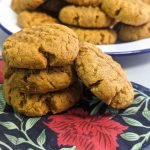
[11,0,45,13]
[75,42,134,109]
[71,27,117,44]
[4,65,76,94]
[18,11,58,28]
[59,6,113,28]
[3,81,82,116]
[64,0,102,6]
[3,24,79,69]
[117,22,150,41]
[101,0,150,26]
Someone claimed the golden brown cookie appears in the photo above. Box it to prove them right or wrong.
[71,27,117,44]
[4,65,76,94]
[18,11,58,28]
[11,0,45,14]
[142,0,150,5]
[101,0,150,26]
[64,0,102,6]
[75,42,134,109]
[3,81,82,116]
[59,6,113,28]
[117,22,150,41]
[2,24,79,69]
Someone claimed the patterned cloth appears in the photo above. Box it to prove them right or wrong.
[0,60,3,84]
[0,83,150,150]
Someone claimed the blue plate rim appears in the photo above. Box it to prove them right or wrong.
[1,23,150,56]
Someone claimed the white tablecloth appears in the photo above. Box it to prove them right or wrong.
[0,28,150,88]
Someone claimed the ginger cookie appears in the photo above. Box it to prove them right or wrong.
[11,0,45,14]
[142,0,150,5]
[117,22,150,41]
[75,42,134,109]
[59,6,113,28]
[71,27,117,44]
[3,81,82,116]
[101,0,150,26]
[18,11,58,28]
[4,65,76,94]
[3,24,79,69]
[64,0,102,6]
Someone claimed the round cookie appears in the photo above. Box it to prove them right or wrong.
[2,24,79,69]
[64,0,102,6]
[11,0,45,14]
[71,27,117,44]
[75,42,134,109]
[117,22,150,41]
[59,6,113,28]
[101,0,150,26]
[18,11,58,28]
[4,65,76,94]
[3,81,82,116]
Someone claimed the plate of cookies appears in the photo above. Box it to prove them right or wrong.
[1,22,150,149]
[0,0,150,56]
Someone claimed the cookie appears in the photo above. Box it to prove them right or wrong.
[59,6,113,28]
[11,0,45,14]
[71,27,117,44]
[3,81,82,116]
[75,42,134,109]
[64,0,102,6]
[117,22,150,41]
[18,11,58,28]
[4,65,76,94]
[101,0,150,26]
[142,0,150,5]
[2,24,79,69]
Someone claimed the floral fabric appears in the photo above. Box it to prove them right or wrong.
[0,83,150,150]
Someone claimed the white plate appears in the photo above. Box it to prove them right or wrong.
[0,0,150,56]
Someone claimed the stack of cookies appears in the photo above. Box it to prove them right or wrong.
[11,0,150,44]
[2,24,82,117]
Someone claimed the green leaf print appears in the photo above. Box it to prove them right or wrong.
[133,96,145,104]
[121,132,140,141]
[0,85,6,112]
[60,146,76,150]
[122,107,140,115]
[0,121,18,130]
[37,129,46,146]
[4,134,18,145]
[25,118,40,131]
[142,111,150,121]
[17,138,27,145]
[123,117,144,127]
[131,142,143,150]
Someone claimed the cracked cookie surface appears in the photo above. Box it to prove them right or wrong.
[101,0,150,26]
[11,0,45,14]
[75,42,134,109]
[4,65,76,94]
[18,11,58,28]
[2,24,79,69]
[3,81,82,116]
[117,22,150,41]
[64,0,102,6]
[59,6,113,28]
[71,27,117,44]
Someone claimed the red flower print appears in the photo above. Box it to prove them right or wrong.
[44,108,128,150]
